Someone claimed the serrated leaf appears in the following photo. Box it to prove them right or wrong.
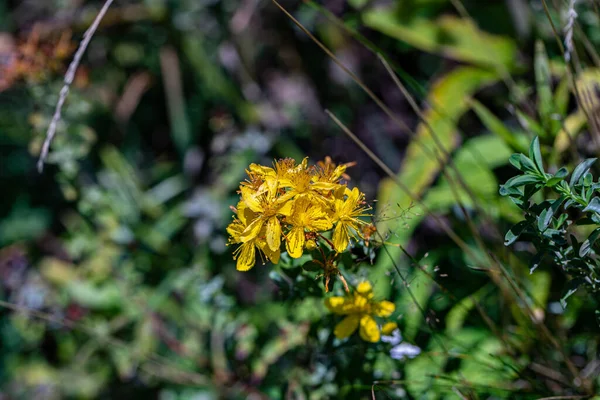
[570,158,597,188]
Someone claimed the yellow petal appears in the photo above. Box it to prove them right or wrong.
[236,243,255,271]
[240,217,264,242]
[325,297,348,314]
[286,227,305,258]
[259,241,280,265]
[277,198,294,216]
[226,219,244,242]
[311,181,339,191]
[334,315,360,339]
[241,187,263,213]
[376,300,395,317]
[332,223,349,253]
[265,217,281,251]
[249,163,274,176]
[309,215,333,232]
[359,315,380,343]
[381,322,398,336]
[356,281,373,295]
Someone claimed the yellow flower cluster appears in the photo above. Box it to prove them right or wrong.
[227,157,371,271]
[325,281,397,343]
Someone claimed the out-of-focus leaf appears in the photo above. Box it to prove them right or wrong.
[445,285,489,333]
[470,100,528,152]
[570,158,597,188]
[362,12,517,70]
[66,281,122,310]
[534,41,559,136]
[373,67,504,295]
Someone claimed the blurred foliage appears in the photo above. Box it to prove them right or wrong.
[3,0,600,399]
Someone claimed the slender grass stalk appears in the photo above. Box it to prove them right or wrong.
[37,0,114,173]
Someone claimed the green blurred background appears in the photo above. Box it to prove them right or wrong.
[2,0,600,398]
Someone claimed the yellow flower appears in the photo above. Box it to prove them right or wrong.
[331,187,371,253]
[239,186,293,252]
[314,157,353,185]
[227,202,280,271]
[277,159,338,206]
[324,281,395,342]
[285,197,333,258]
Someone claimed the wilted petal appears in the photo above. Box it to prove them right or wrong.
[334,315,360,339]
[359,315,380,343]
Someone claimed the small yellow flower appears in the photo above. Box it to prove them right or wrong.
[239,186,293,252]
[227,202,280,271]
[285,197,333,258]
[324,281,395,342]
[331,187,371,253]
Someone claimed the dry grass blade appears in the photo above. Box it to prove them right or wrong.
[37,0,114,173]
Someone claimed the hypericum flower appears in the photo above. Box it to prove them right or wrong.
[314,156,356,184]
[324,281,395,342]
[330,187,371,253]
[227,202,280,271]
[227,157,373,273]
[239,186,293,251]
[285,197,332,258]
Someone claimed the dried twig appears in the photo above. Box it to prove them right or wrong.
[37,0,114,173]
[564,0,578,62]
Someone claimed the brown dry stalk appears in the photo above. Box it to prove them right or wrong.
[37,0,114,173]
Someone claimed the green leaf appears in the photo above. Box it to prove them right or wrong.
[301,260,322,272]
[505,221,528,245]
[502,174,543,189]
[583,197,600,214]
[471,100,527,151]
[570,158,597,188]
[519,154,538,173]
[537,196,565,232]
[534,41,558,136]
[560,279,585,309]
[362,12,517,70]
[579,228,600,257]
[373,67,502,296]
[547,167,569,186]
[529,136,544,174]
[516,109,545,137]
